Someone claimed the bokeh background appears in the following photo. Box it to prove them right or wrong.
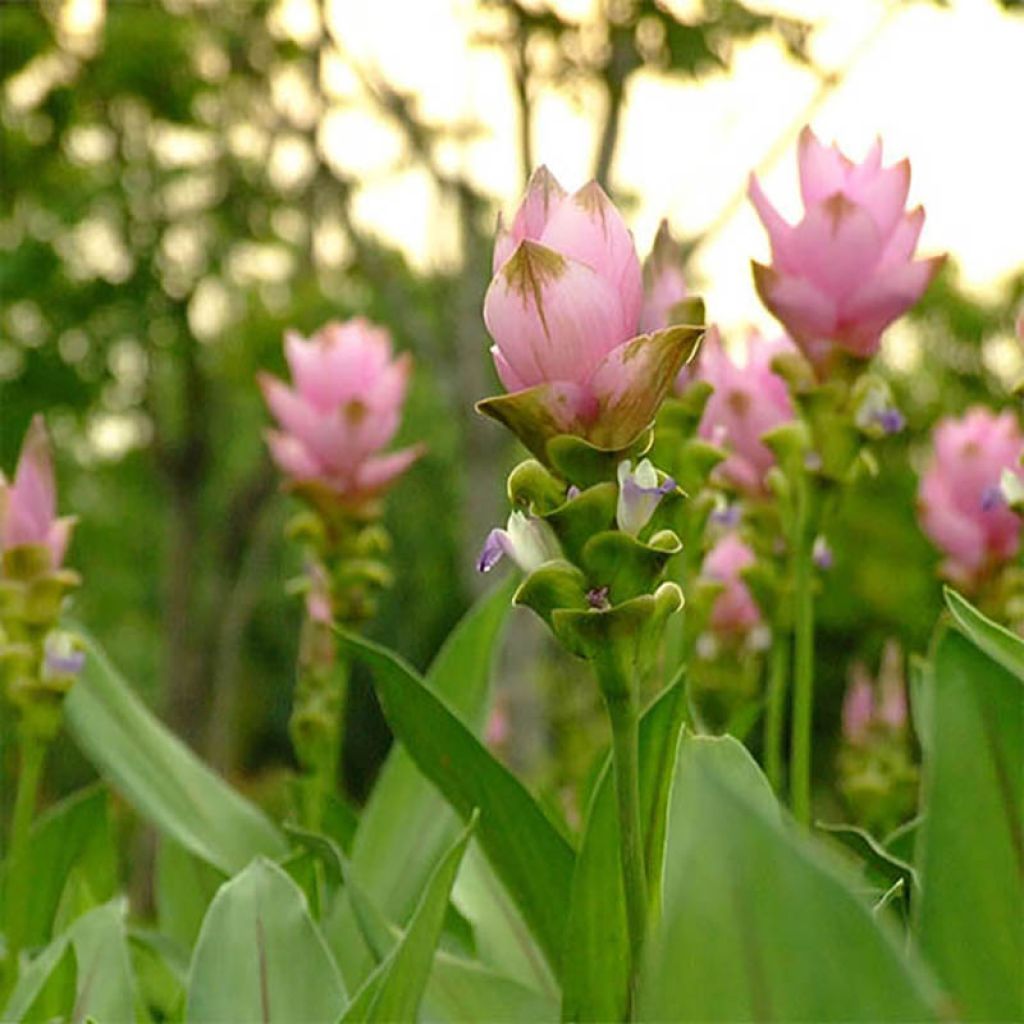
[2,0,1022,812]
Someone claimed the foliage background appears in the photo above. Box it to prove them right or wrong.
[1,0,1021,819]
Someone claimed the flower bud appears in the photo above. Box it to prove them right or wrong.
[477,511,562,574]
[615,458,674,536]
[841,665,875,746]
[259,318,423,509]
[0,416,75,571]
[750,127,944,374]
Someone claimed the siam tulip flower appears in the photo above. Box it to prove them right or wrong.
[841,665,875,747]
[259,318,423,509]
[0,415,75,570]
[639,220,688,336]
[477,511,561,574]
[696,328,795,496]
[701,534,761,634]
[749,127,944,373]
[917,407,1024,586]
[480,167,702,458]
[616,458,675,536]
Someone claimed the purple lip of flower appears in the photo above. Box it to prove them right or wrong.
[875,408,906,435]
[980,484,1006,512]
[45,648,86,677]
[477,528,510,573]
[710,504,741,528]
[566,484,581,501]
[812,536,833,571]
[587,586,611,610]
[804,451,823,472]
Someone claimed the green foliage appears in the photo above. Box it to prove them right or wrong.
[639,735,940,1021]
[186,858,346,1023]
[337,627,575,977]
[63,630,287,873]
[916,627,1024,1020]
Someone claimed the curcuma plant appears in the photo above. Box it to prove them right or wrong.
[1,131,1022,1024]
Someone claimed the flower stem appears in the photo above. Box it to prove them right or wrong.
[764,634,789,794]
[606,689,647,1016]
[789,477,815,825]
[6,732,47,973]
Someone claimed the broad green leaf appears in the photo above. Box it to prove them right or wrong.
[155,835,226,951]
[64,631,287,875]
[561,683,686,1022]
[130,930,187,1023]
[329,583,513,989]
[4,900,138,1024]
[451,841,556,995]
[426,952,559,1024]
[337,628,575,977]
[816,822,918,902]
[346,814,475,1023]
[352,581,514,918]
[1,784,116,950]
[639,734,939,1021]
[944,586,1024,683]
[186,858,346,1023]
[2,937,76,1023]
[916,628,1023,1021]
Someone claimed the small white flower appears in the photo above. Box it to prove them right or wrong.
[616,458,675,536]
[477,511,561,573]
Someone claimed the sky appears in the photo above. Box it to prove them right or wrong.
[315,0,1024,337]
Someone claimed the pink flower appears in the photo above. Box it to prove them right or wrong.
[917,407,1023,586]
[696,328,795,495]
[481,168,701,456]
[0,415,74,569]
[842,665,875,747]
[259,318,423,507]
[639,220,688,336]
[750,127,944,372]
[702,534,761,634]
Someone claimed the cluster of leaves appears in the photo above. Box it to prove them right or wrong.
[1,581,1020,1020]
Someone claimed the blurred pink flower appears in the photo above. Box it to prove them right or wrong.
[842,665,875,747]
[639,219,688,336]
[697,328,795,496]
[918,407,1023,586]
[0,415,74,569]
[702,534,761,634]
[482,168,699,452]
[259,318,423,507]
[750,127,944,373]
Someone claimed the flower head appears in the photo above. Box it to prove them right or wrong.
[480,168,701,458]
[259,318,423,509]
[917,407,1023,587]
[477,511,562,574]
[0,415,75,570]
[750,127,943,373]
[616,458,675,536]
[696,328,795,496]
[701,534,761,634]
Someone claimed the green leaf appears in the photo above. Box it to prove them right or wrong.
[4,901,138,1024]
[916,628,1023,1021]
[1,784,116,950]
[331,582,512,986]
[561,682,687,1022]
[337,628,575,977]
[816,822,918,904]
[186,858,346,1023]
[639,734,940,1021]
[944,586,1024,683]
[63,630,287,875]
[344,814,475,1023]
[155,835,226,951]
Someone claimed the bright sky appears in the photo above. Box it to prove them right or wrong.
[320,0,1024,335]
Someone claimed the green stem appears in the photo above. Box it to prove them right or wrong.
[6,733,47,973]
[606,691,647,1017]
[764,634,789,794]
[789,479,815,826]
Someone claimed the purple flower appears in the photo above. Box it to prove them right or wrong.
[616,458,675,536]
[477,511,561,574]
